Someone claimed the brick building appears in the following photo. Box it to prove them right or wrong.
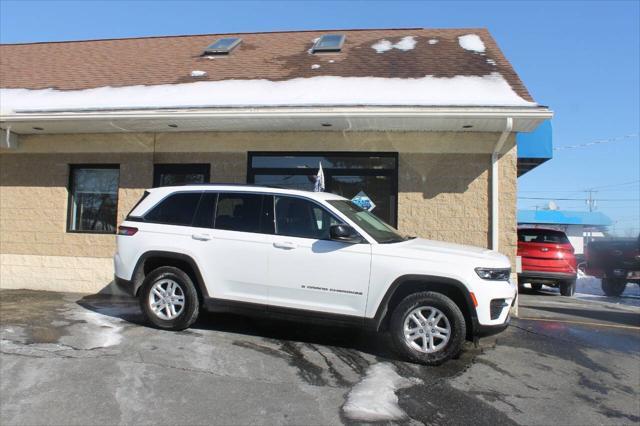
[0,28,552,293]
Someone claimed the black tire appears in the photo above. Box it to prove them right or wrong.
[531,283,543,291]
[601,278,626,297]
[139,266,200,330]
[560,279,576,297]
[389,291,466,365]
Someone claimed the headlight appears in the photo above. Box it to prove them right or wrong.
[475,267,511,281]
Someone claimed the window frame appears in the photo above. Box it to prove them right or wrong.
[66,164,121,234]
[246,151,399,226]
[153,163,211,188]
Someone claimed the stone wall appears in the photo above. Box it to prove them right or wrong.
[0,131,517,293]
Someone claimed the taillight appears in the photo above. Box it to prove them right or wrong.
[118,226,138,236]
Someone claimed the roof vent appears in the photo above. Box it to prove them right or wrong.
[203,37,242,55]
[312,34,345,53]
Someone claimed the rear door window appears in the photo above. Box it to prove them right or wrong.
[518,229,569,244]
[214,193,273,234]
[145,192,202,226]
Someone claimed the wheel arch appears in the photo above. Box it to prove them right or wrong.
[131,251,209,302]
[369,275,478,339]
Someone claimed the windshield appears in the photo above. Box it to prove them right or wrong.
[328,200,408,243]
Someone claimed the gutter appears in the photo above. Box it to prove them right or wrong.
[0,106,553,123]
[491,117,513,252]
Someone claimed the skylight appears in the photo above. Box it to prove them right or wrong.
[312,34,345,53]
[203,37,242,55]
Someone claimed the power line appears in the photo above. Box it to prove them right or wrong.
[519,180,639,194]
[518,197,639,201]
[553,133,638,151]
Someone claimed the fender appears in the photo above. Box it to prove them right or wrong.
[366,274,478,333]
[129,250,210,299]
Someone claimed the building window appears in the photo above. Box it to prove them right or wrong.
[68,165,120,233]
[153,164,210,187]
[247,153,398,226]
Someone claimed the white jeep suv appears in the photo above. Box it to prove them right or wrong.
[115,185,515,365]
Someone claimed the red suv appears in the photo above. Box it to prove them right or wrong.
[517,228,577,296]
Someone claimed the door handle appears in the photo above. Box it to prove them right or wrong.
[192,233,212,241]
[273,241,297,250]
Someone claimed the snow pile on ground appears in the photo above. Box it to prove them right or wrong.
[0,73,536,114]
[343,363,422,421]
[458,34,486,53]
[428,39,439,45]
[311,64,321,69]
[371,36,417,53]
[576,271,603,295]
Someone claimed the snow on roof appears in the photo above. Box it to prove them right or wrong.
[371,36,417,53]
[0,73,537,114]
[458,34,486,53]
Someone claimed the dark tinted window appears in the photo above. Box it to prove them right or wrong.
[518,229,570,244]
[192,193,217,228]
[68,166,119,233]
[275,196,341,240]
[153,164,210,187]
[145,192,202,226]
[215,193,269,234]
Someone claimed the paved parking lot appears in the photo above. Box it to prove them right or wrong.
[1,288,638,425]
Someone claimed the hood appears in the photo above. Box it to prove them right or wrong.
[389,237,509,265]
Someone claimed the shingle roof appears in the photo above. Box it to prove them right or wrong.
[0,28,534,102]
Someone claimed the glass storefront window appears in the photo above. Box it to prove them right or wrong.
[248,153,398,226]
[68,166,120,233]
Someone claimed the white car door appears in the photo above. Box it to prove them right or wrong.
[193,192,273,305]
[267,195,372,317]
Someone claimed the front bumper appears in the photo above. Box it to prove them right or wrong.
[470,277,516,327]
[474,316,511,337]
[519,271,577,281]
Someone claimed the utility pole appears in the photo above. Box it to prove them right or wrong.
[586,189,597,212]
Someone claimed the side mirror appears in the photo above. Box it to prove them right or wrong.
[330,224,363,244]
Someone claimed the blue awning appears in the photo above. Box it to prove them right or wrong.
[518,209,612,227]
[517,120,552,176]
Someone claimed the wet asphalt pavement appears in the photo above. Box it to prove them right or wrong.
[1,288,638,425]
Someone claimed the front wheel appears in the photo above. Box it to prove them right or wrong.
[139,266,200,330]
[560,279,576,297]
[601,278,626,297]
[389,292,466,365]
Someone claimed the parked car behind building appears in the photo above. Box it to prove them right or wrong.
[517,228,577,296]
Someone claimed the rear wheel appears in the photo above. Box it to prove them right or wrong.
[601,278,626,297]
[389,292,466,365]
[139,266,200,330]
[560,279,576,297]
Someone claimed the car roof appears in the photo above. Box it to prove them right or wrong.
[147,184,348,201]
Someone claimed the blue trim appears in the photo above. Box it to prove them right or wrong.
[517,209,612,226]
[517,120,553,159]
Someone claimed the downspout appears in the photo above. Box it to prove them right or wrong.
[491,117,513,251]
